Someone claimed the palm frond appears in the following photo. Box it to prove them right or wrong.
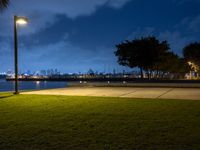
[0,0,9,11]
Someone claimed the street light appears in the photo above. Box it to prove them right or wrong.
[188,61,200,79]
[14,16,28,94]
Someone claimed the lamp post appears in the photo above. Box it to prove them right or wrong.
[14,16,28,94]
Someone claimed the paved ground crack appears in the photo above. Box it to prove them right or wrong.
[156,88,174,99]
[119,90,138,97]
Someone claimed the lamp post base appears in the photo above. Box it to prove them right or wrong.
[14,92,20,95]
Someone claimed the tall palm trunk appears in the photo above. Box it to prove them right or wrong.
[140,67,144,79]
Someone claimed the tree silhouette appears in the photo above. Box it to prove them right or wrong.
[0,0,9,11]
[156,51,178,78]
[115,36,170,79]
[159,52,189,79]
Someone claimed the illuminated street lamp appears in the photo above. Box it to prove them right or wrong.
[14,16,28,94]
[188,61,199,79]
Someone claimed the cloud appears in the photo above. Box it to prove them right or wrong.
[172,0,200,4]
[173,15,200,35]
[188,15,200,33]
[10,0,131,18]
[0,40,13,71]
[126,27,155,40]
[125,25,197,55]
[108,0,131,8]
[0,35,122,73]
[125,14,200,55]
[158,31,195,55]
[0,0,131,36]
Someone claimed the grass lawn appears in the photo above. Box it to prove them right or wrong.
[0,93,200,150]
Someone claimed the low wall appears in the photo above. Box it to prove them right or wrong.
[67,81,200,88]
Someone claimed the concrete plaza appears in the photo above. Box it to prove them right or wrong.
[22,87,200,100]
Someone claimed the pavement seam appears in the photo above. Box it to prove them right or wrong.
[156,88,174,99]
[119,90,138,97]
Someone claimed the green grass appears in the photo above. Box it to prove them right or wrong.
[0,93,200,150]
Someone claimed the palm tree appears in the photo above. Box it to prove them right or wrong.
[0,0,9,11]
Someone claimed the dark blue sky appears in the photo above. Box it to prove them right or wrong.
[0,0,200,73]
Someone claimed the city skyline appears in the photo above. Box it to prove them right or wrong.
[0,0,200,73]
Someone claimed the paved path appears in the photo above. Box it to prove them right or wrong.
[22,87,200,100]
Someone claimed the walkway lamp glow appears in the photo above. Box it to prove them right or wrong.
[14,16,28,94]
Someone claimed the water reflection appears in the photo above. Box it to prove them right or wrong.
[0,79,68,92]
[36,81,40,89]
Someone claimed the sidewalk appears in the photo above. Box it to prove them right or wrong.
[22,87,200,100]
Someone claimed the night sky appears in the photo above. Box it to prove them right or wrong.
[0,0,200,73]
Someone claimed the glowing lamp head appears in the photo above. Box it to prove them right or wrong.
[16,17,28,25]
